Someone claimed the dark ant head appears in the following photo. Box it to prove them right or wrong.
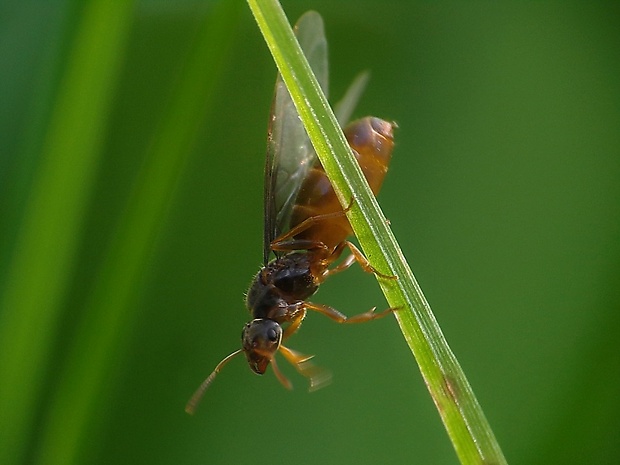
[241,319,282,375]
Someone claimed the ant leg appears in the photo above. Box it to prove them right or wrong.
[311,241,349,281]
[282,309,306,340]
[279,345,331,392]
[270,198,355,252]
[321,248,355,278]
[319,240,397,280]
[271,210,345,248]
[269,357,292,390]
[323,254,356,277]
[271,345,317,391]
[271,238,330,254]
[278,345,314,365]
[305,301,396,324]
[342,240,397,280]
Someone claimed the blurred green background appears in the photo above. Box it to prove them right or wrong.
[1,1,619,464]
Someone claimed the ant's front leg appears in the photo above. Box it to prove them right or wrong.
[277,344,332,392]
[282,308,306,340]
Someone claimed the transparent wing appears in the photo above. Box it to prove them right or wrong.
[334,71,370,126]
[263,11,328,264]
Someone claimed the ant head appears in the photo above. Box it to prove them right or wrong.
[185,319,329,415]
[241,319,283,374]
[184,319,283,415]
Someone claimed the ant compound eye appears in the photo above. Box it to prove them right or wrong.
[267,327,279,342]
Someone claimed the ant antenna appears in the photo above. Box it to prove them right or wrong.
[185,349,243,415]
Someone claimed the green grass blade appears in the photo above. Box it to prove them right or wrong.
[30,2,241,465]
[246,2,508,464]
[0,3,135,464]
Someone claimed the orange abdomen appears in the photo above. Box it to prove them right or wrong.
[290,117,395,251]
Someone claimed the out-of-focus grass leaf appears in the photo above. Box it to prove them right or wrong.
[0,2,135,464]
[30,2,241,465]
[0,1,241,465]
